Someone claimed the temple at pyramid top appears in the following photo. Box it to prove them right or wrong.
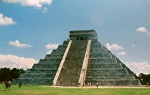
[69,30,98,40]
[16,30,141,86]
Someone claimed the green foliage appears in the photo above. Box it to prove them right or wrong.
[0,67,26,82]
[138,73,150,85]
[0,68,11,81]
[19,69,26,74]
[11,68,20,80]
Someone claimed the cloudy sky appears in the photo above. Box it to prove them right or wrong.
[0,0,150,75]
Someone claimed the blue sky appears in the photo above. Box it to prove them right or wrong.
[0,0,150,75]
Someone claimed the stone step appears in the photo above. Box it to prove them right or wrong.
[87,68,126,70]
[86,74,134,79]
[90,53,111,58]
[87,69,128,75]
[31,68,58,70]
[32,64,59,68]
[19,77,52,79]
[17,78,53,85]
[89,58,117,63]
[56,40,88,86]
[88,63,121,68]
[85,79,140,86]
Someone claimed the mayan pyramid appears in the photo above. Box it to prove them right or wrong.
[17,30,140,86]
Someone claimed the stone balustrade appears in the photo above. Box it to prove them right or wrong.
[53,40,72,86]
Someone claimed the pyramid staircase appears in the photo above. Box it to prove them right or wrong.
[16,30,140,86]
[55,40,88,86]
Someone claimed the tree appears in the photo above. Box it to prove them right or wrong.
[139,73,150,85]
[0,67,11,81]
[11,68,20,80]
[19,69,25,74]
[0,67,26,82]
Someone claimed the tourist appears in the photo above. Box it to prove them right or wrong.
[60,82,62,86]
[96,83,99,89]
[8,81,11,90]
[89,82,91,85]
[4,81,8,90]
[77,83,80,87]
[5,81,11,90]
[83,83,85,87]
[19,82,22,88]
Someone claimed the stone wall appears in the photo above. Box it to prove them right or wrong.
[15,41,69,85]
[85,40,140,86]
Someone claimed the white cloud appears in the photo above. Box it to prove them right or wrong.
[0,13,16,26]
[42,7,47,13]
[106,43,123,51]
[45,43,60,54]
[9,40,32,48]
[0,54,37,69]
[125,61,150,75]
[117,51,126,56]
[131,44,135,47]
[136,27,149,34]
[3,0,53,8]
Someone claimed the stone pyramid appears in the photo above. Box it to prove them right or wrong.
[17,30,140,86]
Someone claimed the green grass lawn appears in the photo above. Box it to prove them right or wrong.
[0,85,150,95]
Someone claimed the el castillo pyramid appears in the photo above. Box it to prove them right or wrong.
[17,30,140,86]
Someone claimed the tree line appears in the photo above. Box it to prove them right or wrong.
[0,67,25,82]
[138,73,150,85]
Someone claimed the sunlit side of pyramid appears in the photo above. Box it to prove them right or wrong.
[17,41,69,85]
[17,30,140,86]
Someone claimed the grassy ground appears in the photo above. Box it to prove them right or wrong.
[0,85,150,95]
